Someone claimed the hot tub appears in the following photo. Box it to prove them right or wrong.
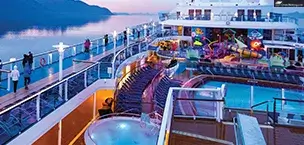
[84,116,160,145]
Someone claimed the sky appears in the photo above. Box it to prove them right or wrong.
[82,0,304,13]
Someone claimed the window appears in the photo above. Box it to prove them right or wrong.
[204,9,211,20]
[264,30,272,40]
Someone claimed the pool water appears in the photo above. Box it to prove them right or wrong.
[199,81,304,112]
[87,117,159,145]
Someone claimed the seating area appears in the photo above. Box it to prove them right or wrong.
[153,75,182,114]
[115,66,160,114]
[198,64,303,85]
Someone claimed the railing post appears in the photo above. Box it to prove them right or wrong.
[84,71,87,88]
[48,53,53,65]
[7,73,10,91]
[281,88,285,110]
[138,43,141,53]
[36,93,41,121]
[250,86,254,108]
[97,63,101,79]
[32,57,35,70]
[73,47,76,56]
[93,92,97,118]
[97,40,99,54]
[65,81,68,101]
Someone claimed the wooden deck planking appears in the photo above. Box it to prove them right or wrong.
[0,45,127,110]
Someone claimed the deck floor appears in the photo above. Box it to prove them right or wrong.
[0,42,130,109]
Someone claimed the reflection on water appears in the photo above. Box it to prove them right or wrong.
[0,15,157,61]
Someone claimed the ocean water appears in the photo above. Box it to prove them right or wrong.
[0,15,158,62]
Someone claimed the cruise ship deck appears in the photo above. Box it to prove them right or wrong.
[1,1,304,145]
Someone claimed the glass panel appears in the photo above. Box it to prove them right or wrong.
[67,72,85,99]
[86,64,99,86]
[40,82,66,118]
[99,63,112,79]
[0,97,37,144]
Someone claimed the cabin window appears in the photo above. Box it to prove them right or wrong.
[237,9,245,21]
[204,9,211,20]
[177,11,181,18]
[189,9,194,20]
[248,9,254,21]
[263,30,272,40]
[195,9,202,19]
[255,10,262,21]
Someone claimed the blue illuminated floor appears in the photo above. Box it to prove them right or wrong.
[198,81,304,112]
[0,39,124,97]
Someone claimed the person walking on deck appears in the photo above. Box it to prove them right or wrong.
[11,65,20,93]
[23,61,31,90]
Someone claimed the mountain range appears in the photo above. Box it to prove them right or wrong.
[0,0,112,35]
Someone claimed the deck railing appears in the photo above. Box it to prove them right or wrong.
[0,22,162,95]
[273,97,304,126]
[156,87,225,145]
[0,21,163,144]
[160,13,298,24]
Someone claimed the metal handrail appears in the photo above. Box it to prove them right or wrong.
[0,62,100,116]
[250,100,271,123]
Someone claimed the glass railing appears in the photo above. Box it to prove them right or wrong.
[156,87,225,145]
[0,22,165,144]
[0,22,161,97]
[160,13,298,24]
[273,97,304,126]
[0,61,100,144]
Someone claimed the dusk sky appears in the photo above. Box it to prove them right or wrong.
[83,0,304,13]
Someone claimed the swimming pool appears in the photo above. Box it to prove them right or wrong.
[198,81,304,112]
[85,117,159,145]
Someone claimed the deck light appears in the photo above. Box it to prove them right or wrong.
[144,25,147,29]
[113,30,117,38]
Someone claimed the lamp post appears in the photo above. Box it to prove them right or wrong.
[111,31,117,79]
[127,28,130,47]
[53,42,68,81]
[144,25,147,40]
[152,22,155,35]
[113,31,117,56]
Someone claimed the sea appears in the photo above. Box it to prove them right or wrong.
[0,15,303,62]
[0,15,158,62]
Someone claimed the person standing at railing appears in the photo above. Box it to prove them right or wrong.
[22,54,29,67]
[11,65,20,94]
[104,34,108,46]
[84,39,91,53]
[28,52,33,69]
[137,30,140,40]
[23,61,32,90]
[123,30,127,46]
